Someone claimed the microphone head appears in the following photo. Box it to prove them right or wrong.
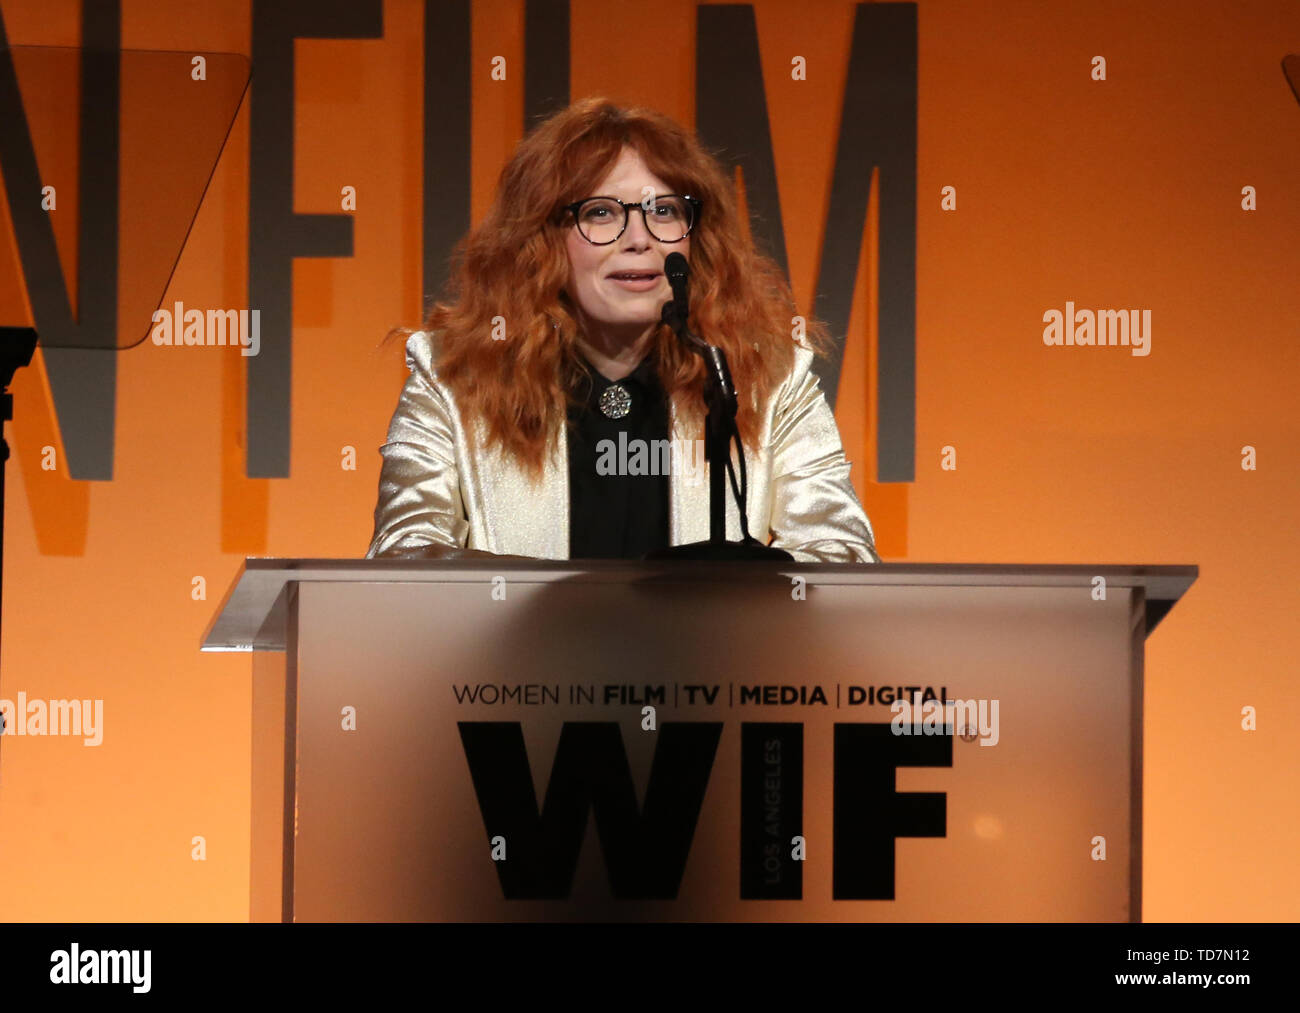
[661,254,688,333]
[664,252,689,285]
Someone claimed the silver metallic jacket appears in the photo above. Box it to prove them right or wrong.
[366,331,880,562]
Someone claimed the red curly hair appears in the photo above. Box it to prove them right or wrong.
[386,96,834,480]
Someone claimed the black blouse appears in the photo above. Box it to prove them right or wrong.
[566,353,671,559]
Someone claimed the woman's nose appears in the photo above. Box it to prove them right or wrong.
[620,209,655,248]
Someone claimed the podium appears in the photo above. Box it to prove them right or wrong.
[202,560,1196,922]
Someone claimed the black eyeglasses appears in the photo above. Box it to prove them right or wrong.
[564,194,700,245]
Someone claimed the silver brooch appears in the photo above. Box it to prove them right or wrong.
[598,383,632,419]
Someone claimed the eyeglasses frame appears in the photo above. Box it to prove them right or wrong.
[562,194,701,245]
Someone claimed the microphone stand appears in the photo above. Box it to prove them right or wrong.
[644,303,792,562]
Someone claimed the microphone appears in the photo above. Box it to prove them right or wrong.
[665,251,689,315]
[644,256,791,560]
[660,252,689,333]
[661,252,709,356]
[661,253,733,405]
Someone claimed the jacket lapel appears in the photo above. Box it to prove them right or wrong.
[471,415,570,559]
[669,398,710,546]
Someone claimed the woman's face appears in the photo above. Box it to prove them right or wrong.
[563,146,690,340]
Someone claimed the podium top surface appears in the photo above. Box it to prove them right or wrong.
[200,558,1197,652]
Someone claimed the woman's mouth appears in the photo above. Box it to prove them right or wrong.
[607,272,662,291]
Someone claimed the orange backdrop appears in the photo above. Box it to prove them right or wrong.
[1,0,1297,921]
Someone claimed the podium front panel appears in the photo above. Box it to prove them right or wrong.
[284,575,1142,921]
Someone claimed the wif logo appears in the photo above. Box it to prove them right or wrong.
[458,719,952,902]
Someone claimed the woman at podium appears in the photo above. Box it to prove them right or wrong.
[366,98,880,564]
